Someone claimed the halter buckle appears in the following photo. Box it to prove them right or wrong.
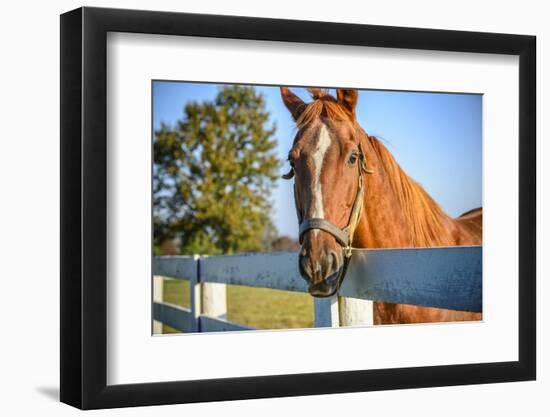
[344,245,353,258]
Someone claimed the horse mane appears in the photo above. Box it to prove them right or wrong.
[296,89,353,129]
[366,135,456,247]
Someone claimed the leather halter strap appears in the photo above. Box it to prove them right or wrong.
[299,218,349,248]
[298,168,365,258]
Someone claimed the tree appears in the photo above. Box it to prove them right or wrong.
[153,85,280,255]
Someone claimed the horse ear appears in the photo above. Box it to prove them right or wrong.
[336,89,358,118]
[280,87,306,121]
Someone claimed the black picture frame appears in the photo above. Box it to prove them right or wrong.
[60,6,536,409]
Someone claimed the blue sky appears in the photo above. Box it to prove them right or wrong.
[153,81,482,239]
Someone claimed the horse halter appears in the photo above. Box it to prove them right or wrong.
[283,140,373,285]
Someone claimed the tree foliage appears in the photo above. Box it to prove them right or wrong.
[153,85,280,255]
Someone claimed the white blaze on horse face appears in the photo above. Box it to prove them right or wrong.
[310,123,332,236]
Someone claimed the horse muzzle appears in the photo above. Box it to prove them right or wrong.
[299,250,346,297]
[307,269,344,297]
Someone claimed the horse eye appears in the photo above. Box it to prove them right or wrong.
[348,153,358,165]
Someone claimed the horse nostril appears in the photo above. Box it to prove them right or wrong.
[299,249,341,285]
[325,271,339,286]
[299,254,310,280]
[328,250,340,273]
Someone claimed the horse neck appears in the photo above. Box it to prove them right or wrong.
[354,131,456,249]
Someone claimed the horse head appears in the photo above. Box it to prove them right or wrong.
[281,87,370,297]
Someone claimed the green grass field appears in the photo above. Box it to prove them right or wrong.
[162,279,314,334]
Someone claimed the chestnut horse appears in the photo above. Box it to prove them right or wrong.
[281,87,482,324]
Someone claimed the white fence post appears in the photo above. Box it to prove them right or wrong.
[201,260,227,320]
[152,275,164,334]
[202,283,227,319]
[199,254,228,320]
[314,296,339,327]
[338,297,374,327]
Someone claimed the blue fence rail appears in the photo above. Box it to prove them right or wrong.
[152,246,482,333]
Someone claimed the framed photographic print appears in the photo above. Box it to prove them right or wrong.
[60,6,536,409]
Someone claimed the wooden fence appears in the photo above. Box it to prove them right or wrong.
[152,246,482,333]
